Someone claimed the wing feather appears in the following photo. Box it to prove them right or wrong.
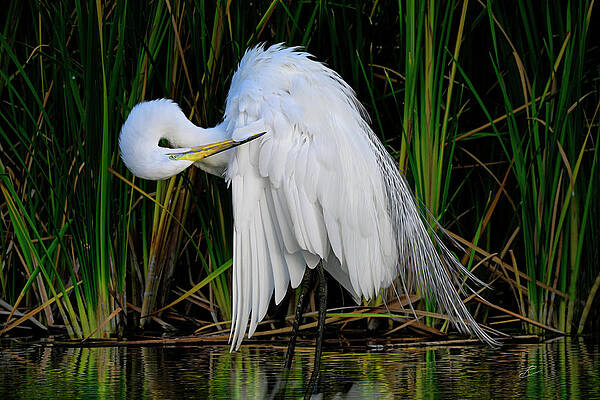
[258,137,272,176]
[228,230,238,342]
[248,218,260,336]
[270,188,299,254]
[260,191,289,304]
[284,251,306,288]
[257,211,274,321]
[323,209,343,263]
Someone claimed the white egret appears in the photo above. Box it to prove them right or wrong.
[120,44,496,394]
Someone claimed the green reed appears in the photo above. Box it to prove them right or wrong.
[460,0,599,332]
[0,1,598,339]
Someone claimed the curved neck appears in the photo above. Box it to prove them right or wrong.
[119,99,230,179]
[161,113,231,176]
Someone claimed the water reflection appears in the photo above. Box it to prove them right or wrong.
[0,337,598,399]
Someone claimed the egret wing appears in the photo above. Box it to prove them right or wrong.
[225,45,496,350]
[224,45,397,350]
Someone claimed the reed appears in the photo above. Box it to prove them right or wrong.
[475,0,598,332]
[0,1,598,339]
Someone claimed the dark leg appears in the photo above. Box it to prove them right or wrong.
[283,266,314,369]
[305,260,327,398]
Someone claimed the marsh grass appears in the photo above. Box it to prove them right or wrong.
[0,1,598,339]
[461,0,599,333]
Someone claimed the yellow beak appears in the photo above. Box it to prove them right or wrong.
[168,132,266,162]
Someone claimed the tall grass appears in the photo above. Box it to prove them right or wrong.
[471,0,598,332]
[0,1,598,339]
[395,0,471,326]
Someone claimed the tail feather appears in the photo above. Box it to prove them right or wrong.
[364,123,499,347]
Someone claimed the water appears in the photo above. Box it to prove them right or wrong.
[1,337,599,399]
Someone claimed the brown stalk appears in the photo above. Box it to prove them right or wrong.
[459,158,514,266]
[82,307,122,342]
[127,302,174,331]
[473,297,565,336]
[545,233,564,327]
[500,227,520,259]
[385,317,421,335]
[0,282,80,336]
[577,271,600,334]
[510,250,526,321]
[456,93,556,142]
[448,231,570,299]
[164,0,197,112]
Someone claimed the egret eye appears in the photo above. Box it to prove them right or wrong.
[158,138,172,148]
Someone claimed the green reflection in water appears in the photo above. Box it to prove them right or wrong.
[0,337,598,399]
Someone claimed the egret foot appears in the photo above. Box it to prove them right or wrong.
[304,261,328,398]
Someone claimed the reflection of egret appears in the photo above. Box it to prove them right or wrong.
[119,44,495,394]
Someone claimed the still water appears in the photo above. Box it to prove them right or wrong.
[1,337,599,399]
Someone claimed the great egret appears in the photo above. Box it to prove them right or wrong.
[120,44,495,394]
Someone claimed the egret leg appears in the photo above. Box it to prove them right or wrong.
[283,266,314,369]
[305,260,327,398]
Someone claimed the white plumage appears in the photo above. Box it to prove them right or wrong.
[119,44,495,351]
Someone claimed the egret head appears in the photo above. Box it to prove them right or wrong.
[119,99,196,180]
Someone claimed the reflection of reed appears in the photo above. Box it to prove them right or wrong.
[573,337,600,395]
[222,347,396,399]
[0,346,127,399]
[1,338,599,399]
